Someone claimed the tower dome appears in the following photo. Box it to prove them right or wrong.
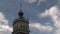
[18,10,24,17]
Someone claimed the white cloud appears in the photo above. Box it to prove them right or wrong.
[0,12,12,34]
[39,6,60,34]
[29,23,53,32]
[24,0,46,4]
[40,6,58,17]
[37,0,46,7]
[24,0,37,3]
[28,0,37,3]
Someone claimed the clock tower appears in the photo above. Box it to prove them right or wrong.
[12,0,30,34]
[12,10,29,34]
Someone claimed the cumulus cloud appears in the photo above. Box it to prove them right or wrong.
[29,22,54,34]
[29,23,53,32]
[40,6,58,17]
[39,6,60,34]
[0,12,12,34]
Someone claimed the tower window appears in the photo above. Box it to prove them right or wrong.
[26,26,27,30]
[22,26,25,30]
[21,25,27,30]
[21,25,22,30]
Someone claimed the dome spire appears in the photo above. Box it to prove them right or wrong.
[20,0,23,10]
[18,0,24,17]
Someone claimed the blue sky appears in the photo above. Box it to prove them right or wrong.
[0,0,60,34]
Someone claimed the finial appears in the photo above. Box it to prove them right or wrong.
[18,0,24,18]
[20,0,23,10]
